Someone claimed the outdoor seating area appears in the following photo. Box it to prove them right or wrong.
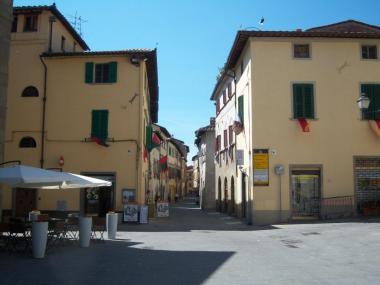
[0,213,108,256]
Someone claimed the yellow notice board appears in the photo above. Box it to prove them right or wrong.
[253,149,269,186]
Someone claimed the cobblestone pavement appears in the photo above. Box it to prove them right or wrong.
[1,198,380,285]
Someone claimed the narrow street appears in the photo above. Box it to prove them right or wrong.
[1,198,380,285]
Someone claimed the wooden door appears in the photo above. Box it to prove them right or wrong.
[15,188,37,218]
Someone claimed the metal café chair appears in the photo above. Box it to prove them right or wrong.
[8,218,31,253]
[47,220,67,249]
[91,217,106,242]
[65,216,79,242]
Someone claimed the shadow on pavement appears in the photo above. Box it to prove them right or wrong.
[0,240,234,285]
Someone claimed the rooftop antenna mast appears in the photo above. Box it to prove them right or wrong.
[68,11,88,36]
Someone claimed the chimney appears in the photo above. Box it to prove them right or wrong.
[210,117,215,127]
[296,28,302,32]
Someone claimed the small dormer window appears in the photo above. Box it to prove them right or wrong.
[61,36,66,52]
[294,44,310,58]
[362,45,377,59]
[24,14,38,32]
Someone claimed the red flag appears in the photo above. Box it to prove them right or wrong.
[91,136,109,147]
[376,120,380,129]
[297,118,310,132]
[152,132,161,148]
[159,155,168,172]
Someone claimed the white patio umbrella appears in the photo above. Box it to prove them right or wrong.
[42,173,111,189]
[0,165,72,188]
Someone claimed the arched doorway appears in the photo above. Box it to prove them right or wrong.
[217,177,222,212]
[230,177,235,215]
[224,177,228,213]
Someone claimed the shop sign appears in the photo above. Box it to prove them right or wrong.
[253,149,269,186]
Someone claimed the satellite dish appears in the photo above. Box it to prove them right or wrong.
[259,17,265,25]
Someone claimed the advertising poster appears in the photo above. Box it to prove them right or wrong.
[253,149,269,186]
[123,204,139,222]
[122,189,136,204]
[156,202,169,217]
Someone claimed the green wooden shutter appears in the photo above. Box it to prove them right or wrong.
[109,61,118,83]
[85,62,94,83]
[304,84,315,119]
[362,84,380,120]
[293,84,314,118]
[146,125,152,151]
[238,95,244,123]
[293,84,303,118]
[91,110,108,140]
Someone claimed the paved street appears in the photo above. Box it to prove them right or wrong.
[1,198,380,285]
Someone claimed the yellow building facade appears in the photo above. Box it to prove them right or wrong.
[215,20,380,225]
[2,5,158,219]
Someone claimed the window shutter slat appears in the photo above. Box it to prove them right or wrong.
[85,62,94,83]
[109,61,118,83]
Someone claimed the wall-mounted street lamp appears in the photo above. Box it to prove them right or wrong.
[357,93,370,110]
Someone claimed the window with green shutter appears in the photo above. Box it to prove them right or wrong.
[85,62,117,84]
[91,110,108,140]
[238,95,244,123]
[292,84,315,119]
[145,125,153,151]
[362,84,380,120]
[85,62,94,83]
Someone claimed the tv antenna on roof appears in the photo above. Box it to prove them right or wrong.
[241,16,265,31]
[68,11,88,37]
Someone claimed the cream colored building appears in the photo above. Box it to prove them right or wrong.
[0,0,13,221]
[192,155,199,193]
[2,5,158,219]
[211,73,241,216]
[214,20,380,225]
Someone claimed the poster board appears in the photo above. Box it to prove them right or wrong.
[123,204,138,222]
[122,189,136,204]
[253,149,269,186]
[139,205,148,224]
[156,202,169,217]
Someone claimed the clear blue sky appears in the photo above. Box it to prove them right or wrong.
[14,0,380,161]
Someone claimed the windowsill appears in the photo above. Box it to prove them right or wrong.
[290,117,319,121]
[293,57,312,60]
[23,30,38,33]
[360,58,379,61]
[87,82,116,85]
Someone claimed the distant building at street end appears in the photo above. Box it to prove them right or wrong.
[195,118,216,210]
[192,155,199,194]
[213,20,380,225]
[186,165,193,195]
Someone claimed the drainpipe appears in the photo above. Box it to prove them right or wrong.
[39,56,47,168]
